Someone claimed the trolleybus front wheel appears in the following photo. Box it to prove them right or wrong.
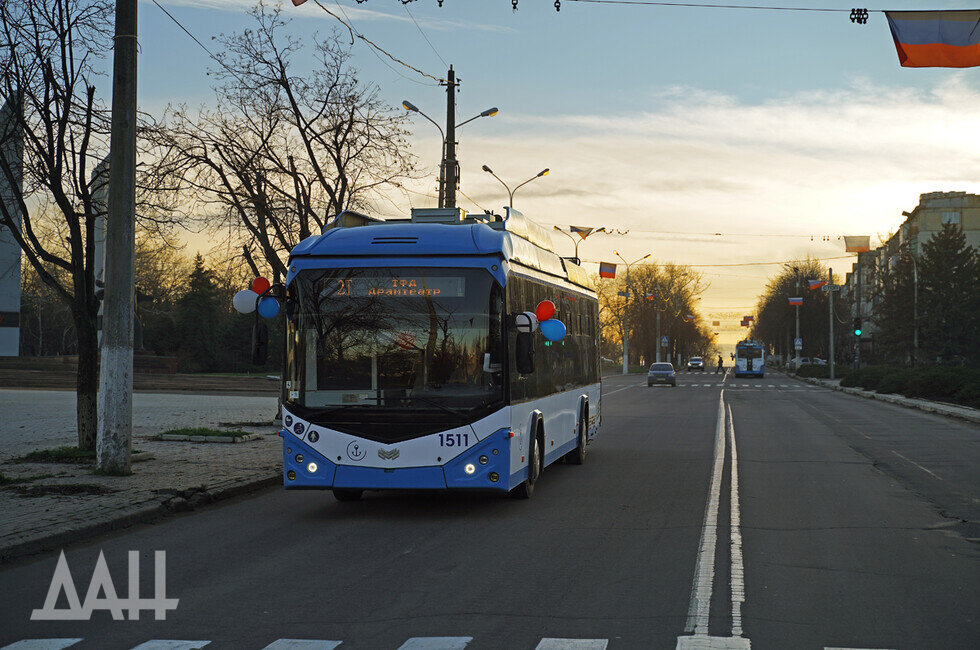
[512,433,542,499]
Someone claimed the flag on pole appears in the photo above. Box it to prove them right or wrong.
[645,292,656,300]
[684,314,695,322]
[599,262,616,278]
[788,297,803,306]
[291,0,308,5]
[570,225,594,240]
[744,315,754,322]
[885,11,980,68]
[844,236,871,253]
[808,279,827,291]
[712,320,720,327]
[740,320,749,327]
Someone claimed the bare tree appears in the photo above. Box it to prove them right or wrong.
[0,0,115,450]
[148,2,417,278]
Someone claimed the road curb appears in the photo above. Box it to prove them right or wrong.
[0,473,280,565]
[797,375,980,424]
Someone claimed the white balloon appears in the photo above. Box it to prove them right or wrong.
[233,289,259,314]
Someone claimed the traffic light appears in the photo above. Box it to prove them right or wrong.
[853,317,862,337]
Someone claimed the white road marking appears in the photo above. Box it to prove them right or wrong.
[692,384,700,387]
[890,450,944,481]
[0,642,82,650]
[727,403,745,638]
[780,384,788,388]
[262,641,343,650]
[398,638,472,650]
[535,640,609,649]
[767,385,774,388]
[824,647,897,650]
[133,639,211,650]
[676,638,750,649]
[604,384,639,396]
[683,390,727,637]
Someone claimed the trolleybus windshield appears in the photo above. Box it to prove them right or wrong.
[284,267,504,433]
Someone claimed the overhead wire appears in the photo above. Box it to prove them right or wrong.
[404,4,449,69]
[579,254,855,267]
[565,0,866,13]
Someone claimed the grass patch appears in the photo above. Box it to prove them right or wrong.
[0,471,59,486]
[155,427,250,439]
[14,446,96,464]
[8,483,116,497]
[840,365,980,408]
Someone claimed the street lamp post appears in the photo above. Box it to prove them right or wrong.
[652,272,691,363]
[614,251,651,375]
[482,165,549,208]
[552,225,605,264]
[403,90,497,209]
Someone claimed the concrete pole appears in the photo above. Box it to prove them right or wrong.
[854,255,862,370]
[828,267,835,380]
[97,0,137,473]
[443,66,458,209]
[622,264,629,375]
[655,310,661,363]
[794,276,800,370]
[0,96,24,358]
[912,255,918,367]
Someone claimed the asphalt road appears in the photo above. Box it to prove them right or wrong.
[1,371,977,649]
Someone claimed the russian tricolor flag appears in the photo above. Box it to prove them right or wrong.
[886,11,980,68]
[808,279,827,291]
[598,262,616,278]
[788,297,803,306]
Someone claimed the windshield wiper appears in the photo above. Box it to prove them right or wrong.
[399,395,468,422]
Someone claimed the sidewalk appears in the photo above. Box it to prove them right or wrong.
[794,374,980,424]
[0,390,282,563]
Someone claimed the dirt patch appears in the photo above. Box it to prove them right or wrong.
[6,483,116,497]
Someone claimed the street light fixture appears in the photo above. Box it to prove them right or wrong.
[402,100,497,208]
[482,165,549,209]
[552,225,606,264]
[613,251,651,375]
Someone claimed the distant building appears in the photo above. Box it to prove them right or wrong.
[843,191,980,360]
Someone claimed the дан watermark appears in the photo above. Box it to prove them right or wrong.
[31,550,178,621]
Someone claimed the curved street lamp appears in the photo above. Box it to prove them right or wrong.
[482,165,549,209]
[552,225,606,264]
[403,100,497,208]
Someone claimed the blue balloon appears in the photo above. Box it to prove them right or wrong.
[258,296,280,318]
[539,318,566,342]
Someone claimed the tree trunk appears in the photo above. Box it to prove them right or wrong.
[74,311,99,451]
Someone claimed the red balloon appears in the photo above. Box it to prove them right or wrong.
[251,277,271,295]
[535,300,556,322]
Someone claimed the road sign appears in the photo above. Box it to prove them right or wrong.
[794,338,803,350]
[660,336,668,347]
[821,284,841,292]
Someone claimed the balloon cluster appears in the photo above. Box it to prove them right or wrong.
[233,277,280,318]
[529,300,566,342]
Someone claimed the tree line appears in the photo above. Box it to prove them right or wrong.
[750,224,980,366]
[596,262,715,367]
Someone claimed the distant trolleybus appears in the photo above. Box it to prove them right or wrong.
[276,208,600,500]
[734,339,765,378]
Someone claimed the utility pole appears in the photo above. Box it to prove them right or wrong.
[97,0,137,473]
[443,66,458,209]
[655,311,661,363]
[794,275,801,371]
[622,265,630,375]
[828,267,835,380]
[854,254,862,370]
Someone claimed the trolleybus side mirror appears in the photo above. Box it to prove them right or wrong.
[251,320,269,365]
[516,331,535,374]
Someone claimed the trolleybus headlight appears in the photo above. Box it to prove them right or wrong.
[488,472,499,482]
[287,470,296,481]
[307,462,317,473]
[492,449,498,456]
[295,454,304,463]
[479,455,489,465]
[464,463,476,475]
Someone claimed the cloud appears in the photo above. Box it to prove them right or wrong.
[155,0,513,33]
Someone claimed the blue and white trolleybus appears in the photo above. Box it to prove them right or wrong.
[276,208,601,500]
[734,339,765,378]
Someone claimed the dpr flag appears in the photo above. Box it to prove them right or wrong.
[886,11,980,68]
[598,262,616,278]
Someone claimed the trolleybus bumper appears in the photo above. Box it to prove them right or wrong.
[280,428,513,492]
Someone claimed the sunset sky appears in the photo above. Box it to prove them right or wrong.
[139,0,980,344]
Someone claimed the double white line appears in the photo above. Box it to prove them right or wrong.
[676,390,749,649]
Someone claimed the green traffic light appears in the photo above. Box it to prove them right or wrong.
[854,328,862,336]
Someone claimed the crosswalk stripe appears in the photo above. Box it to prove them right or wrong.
[397,638,472,650]
[536,640,609,650]
[262,641,342,650]
[133,639,211,650]
[0,641,82,650]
